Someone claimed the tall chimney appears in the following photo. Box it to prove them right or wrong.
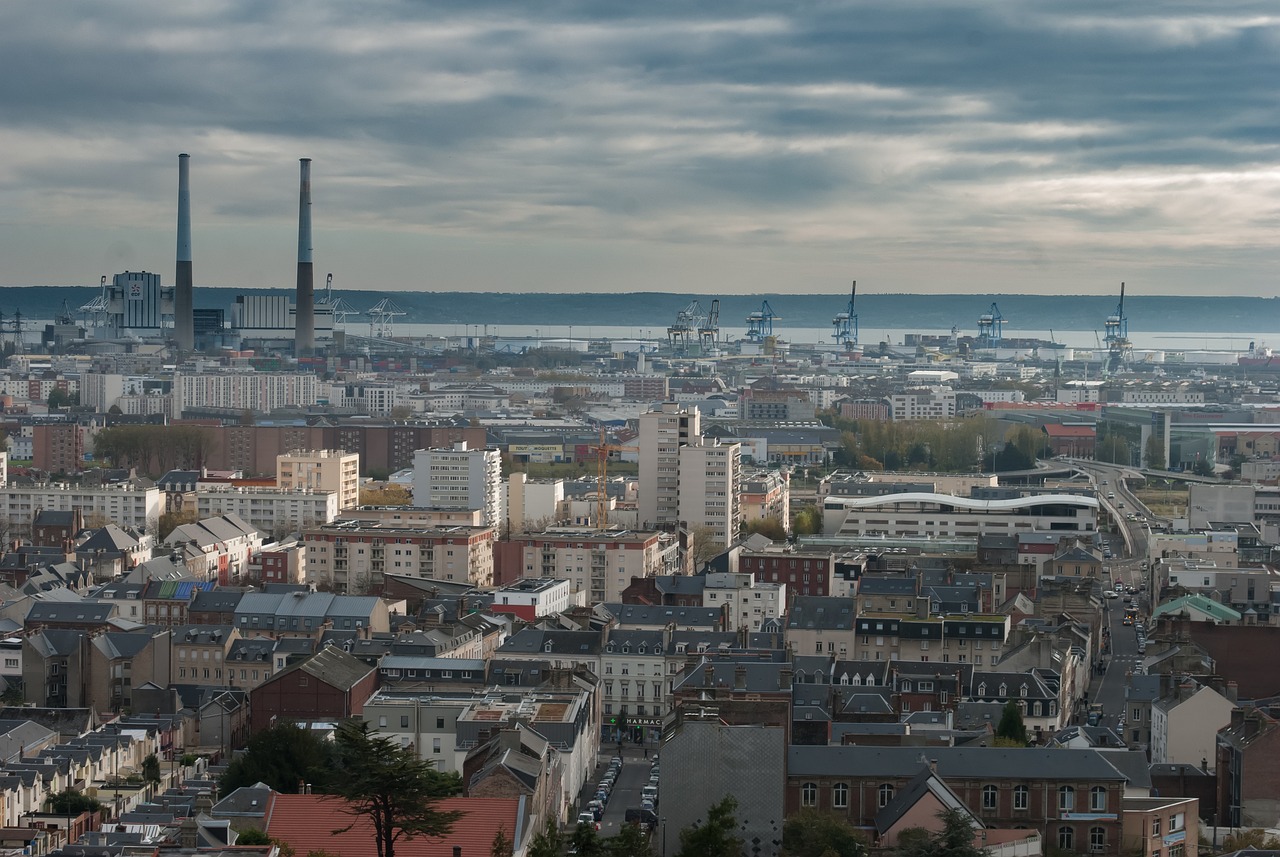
[295,157,315,356]
[174,153,194,352]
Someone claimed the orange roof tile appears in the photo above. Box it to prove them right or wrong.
[265,793,520,857]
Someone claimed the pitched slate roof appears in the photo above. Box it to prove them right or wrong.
[788,745,1131,781]
[264,645,374,693]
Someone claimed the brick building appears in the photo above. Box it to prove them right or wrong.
[249,645,378,732]
[32,423,84,474]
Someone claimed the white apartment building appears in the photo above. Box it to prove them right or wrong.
[822,491,1098,539]
[196,486,339,534]
[277,449,360,510]
[174,372,318,417]
[0,483,161,535]
[413,442,503,527]
[493,577,575,618]
[507,473,566,530]
[638,402,700,528]
[513,528,678,604]
[678,436,742,548]
[890,387,957,421]
[702,572,786,632]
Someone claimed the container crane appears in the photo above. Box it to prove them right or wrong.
[591,427,637,528]
[745,300,779,342]
[1103,282,1132,374]
[832,281,859,348]
[366,298,406,339]
[79,275,109,329]
[320,273,358,325]
[667,301,706,354]
[698,299,720,351]
[976,302,1004,347]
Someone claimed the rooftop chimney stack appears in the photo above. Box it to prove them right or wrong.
[295,157,315,356]
[174,153,194,351]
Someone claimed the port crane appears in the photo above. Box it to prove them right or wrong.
[1103,282,1131,373]
[366,298,406,339]
[320,273,358,325]
[79,275,110,329]
[667,301,707,354]
[976,302,1004,348]
[832,281,859,348]
[745,300,779,342]
[698,299,720,351]
[590,427,637,528]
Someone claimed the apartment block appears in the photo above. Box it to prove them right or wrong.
[303,521,496,592]
[413,442,502,527]
[277,449,360,510]
[678,436,742,548]
[505,528,677,604]
[638,402,700,528]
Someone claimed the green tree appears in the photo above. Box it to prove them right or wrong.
[142,753,162,785]
[1221,829,1280,852]
[995,701,1028,746]
[329,719,463,857]
[781,808,868,857]
[570,822,606,857]
[1144,434,1167,470]
[675,796,744,857]
[237,829,272,846]
[745,517,787,541]
[47,789,102,814]
[490,827,515,857]
[47,388,76,409]
[792,505,823,535]
[527,817,563,857]
[897,808,984,857]
[220,721,334,795]
[607,822,653,857]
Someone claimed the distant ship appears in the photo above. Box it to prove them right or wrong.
[1239,341,1275,366]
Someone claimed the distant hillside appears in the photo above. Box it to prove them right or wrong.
[6,286,1278,333]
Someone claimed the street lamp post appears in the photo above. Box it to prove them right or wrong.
[661,817,667,857]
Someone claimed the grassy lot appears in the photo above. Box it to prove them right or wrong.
[1134,485,1188,518]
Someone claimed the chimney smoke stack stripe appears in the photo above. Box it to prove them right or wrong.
[295,157,315,355]
[174,153,194,352]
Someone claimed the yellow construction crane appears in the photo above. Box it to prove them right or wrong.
[592,427,637,528]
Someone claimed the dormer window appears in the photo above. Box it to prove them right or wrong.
[999,683,1007,696]
[978,683,987,696]
[543,642,553,653]
[1020,684,1028,698]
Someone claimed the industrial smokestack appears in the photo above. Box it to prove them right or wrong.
[295,158,315,356]
[174,153,194,351]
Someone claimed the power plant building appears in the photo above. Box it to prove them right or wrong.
[101,272,175,339]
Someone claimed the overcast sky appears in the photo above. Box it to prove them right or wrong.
[1,2,1277,296]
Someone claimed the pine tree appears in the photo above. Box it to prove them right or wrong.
[329,720,463,857]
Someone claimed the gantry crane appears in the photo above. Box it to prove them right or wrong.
[79,275,109,329]
[833,281,859,348]
[698,299,720,351]
[976,302,1004,348]
[667,301,707,354]
[1104,282,1132,374]
[591,427,637,528]
[367,298,406,338]
[745,300,779,342]
[320,273,358,325]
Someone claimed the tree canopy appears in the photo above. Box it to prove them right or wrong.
[220,721,334,795]
[781,808,868,857]
[329,719,463,857]
[675,796,744,857]
[994,701,1028,746]
[896,808,985,857]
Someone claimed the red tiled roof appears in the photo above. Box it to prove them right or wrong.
[265,793,520,857]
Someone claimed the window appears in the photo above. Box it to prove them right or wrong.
[1090,827,1106,852]
[982,785,998,810]
[1151,817,1161,835]
[1058,827,1074,851]
[432,738,441,754]
[1014,785,1028,810]
[878,783,895,808]
[1059,786,1075,811]
[801,782,817,807]
[1090,786,1107,812]
[436,717,445,729]
[401,715,410,728]
[378,716,387,727]
[833,783,849,808]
